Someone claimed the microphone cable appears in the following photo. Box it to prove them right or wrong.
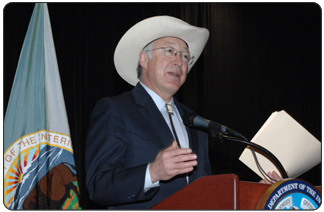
[239,132,280,182]
[224,133,285,182]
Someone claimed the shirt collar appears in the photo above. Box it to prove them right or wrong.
[140,82,174,112]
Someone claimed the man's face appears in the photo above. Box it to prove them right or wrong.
[140,37,189,102]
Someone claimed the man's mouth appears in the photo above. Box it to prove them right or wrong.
[167,71,181,78]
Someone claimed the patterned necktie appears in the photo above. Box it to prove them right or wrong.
[165,103,181,148]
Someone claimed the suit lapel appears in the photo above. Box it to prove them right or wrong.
[174,99,200,184]
[173,99,198,151]
[132,83,199,155]
[133,83,201,184]
[132,83,174,148]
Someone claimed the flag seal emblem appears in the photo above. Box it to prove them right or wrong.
[4,130,80,209]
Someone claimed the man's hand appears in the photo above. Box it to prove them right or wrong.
[259,171,283,184]
[149,141,197,183]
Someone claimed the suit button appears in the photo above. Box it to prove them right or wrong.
[127,194,137,200]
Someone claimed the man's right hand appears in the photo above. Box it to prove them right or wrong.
[149,141,197,183]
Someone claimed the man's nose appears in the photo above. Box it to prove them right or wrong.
[173,53,183,66]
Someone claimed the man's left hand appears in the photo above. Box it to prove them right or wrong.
[259,171,283,184]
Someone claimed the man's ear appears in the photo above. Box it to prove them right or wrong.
[139,51,149,70]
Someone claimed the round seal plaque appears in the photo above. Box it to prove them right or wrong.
[257,179,321,209]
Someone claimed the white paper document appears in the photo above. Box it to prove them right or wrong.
[239,110,321,179]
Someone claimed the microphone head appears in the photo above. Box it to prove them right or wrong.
[183,112,197,127]
[192,114,210,129]
[183,112,210,129]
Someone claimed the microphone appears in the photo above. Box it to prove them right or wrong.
[183,112,244,139]
[183,111,289,179]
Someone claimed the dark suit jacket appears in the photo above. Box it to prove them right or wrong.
[85,83,211,209]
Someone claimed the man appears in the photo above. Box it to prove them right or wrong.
[85,16,280,209]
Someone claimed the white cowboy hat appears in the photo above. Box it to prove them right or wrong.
[114,15,209,86]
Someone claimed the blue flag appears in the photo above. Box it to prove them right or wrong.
[4,3,81,209]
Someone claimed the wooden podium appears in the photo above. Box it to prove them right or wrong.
[150,174,321,209]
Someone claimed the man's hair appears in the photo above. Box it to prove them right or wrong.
[137,40,154,80]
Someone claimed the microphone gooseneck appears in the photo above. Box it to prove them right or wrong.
[183,111,289,179]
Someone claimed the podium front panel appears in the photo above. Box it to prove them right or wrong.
[151,174,239,209]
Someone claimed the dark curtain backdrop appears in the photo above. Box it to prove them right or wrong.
[4,3,321,209]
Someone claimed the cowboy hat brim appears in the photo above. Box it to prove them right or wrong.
[114,16,209,86]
